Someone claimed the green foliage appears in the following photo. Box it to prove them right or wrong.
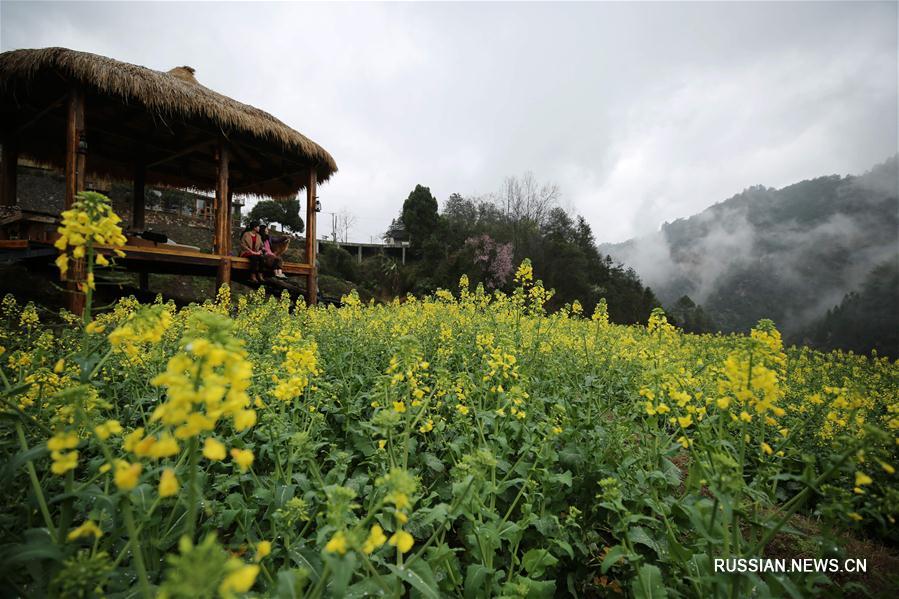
[804,259,899,358]
[318,243,359,282]
[384,181,661,324]
[245,198,305,234]
[401,185,440,248]
[667,295,717,334]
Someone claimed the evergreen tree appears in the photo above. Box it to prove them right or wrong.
[401,185,440,248]
[245,198,304,234]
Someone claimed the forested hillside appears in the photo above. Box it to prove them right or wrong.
[322,175,660,324]
[602,156,898,354]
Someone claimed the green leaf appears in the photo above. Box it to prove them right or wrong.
[665,529,692,563]
[521,549,558,578]
[4,529,63,564]
[0,445,48,484]
[627,526,661,557]
[422,452,445,473]
[324,552,357,597]
[553,539,574,559]
[661,458,683,487]
[510,576,556,599]
[601,545,629,574]
[387,562,439,599]
[464,564,493,599]
[632,564,668,599]
[344,575,401,598]
[275,568,310,598]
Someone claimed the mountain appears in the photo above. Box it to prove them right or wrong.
[600,156,899,352]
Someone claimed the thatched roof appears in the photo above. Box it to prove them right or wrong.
[0,47,337,198]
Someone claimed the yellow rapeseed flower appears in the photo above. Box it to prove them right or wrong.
[388,529,414,553]
[67,520,103,541]
[94,420,123,440]
[254,540,272,561]
[325,531,348,555]
[48,432,79,451]
[203,438,227,461]
[123,428,145,452]
[234,409,257,431]
[148,435,180,459]
[114,460,142,491]
[219,563,259,596]
[50,450,78,475]
[362,525,387,554]
[159,468,179,497]
[231,448,254,471]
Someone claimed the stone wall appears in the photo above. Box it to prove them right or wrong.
[15,166,228,251]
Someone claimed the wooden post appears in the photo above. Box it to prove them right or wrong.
[217,257,232,287]
[225,189,233,256]
[305,168,318,305]
[65,88,86,210]
[213,139,231,291]
[1,135,18,207]
[132,150,145,230]
[65,88,86,316]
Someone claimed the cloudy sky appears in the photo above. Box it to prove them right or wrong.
[2,1,896,243]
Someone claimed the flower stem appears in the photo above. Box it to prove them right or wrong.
[15,423,56,536]
[122,497,152,599]
[186,437,200,540]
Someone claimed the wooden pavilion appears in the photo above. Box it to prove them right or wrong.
[0,47,337,313]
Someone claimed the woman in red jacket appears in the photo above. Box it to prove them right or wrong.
[240,221,264,283]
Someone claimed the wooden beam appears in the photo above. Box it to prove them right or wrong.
[232,168,307,193]
[132,149,146,230]
[1,135,17,207]
[65,87,87,316]
[214,139,231,290]
[14,93,68,136]
[146,139,214,169]
[305,168,318,305]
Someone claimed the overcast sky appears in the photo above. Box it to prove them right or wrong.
[2,1,896,243]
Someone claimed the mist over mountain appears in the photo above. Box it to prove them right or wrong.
[600,156,898,350]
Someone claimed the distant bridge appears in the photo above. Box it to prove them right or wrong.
[321,239,410,265]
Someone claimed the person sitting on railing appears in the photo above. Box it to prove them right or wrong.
[240,221,264,284]
[260,224,287,279]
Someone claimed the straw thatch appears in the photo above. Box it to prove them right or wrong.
[0,47,337,198]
